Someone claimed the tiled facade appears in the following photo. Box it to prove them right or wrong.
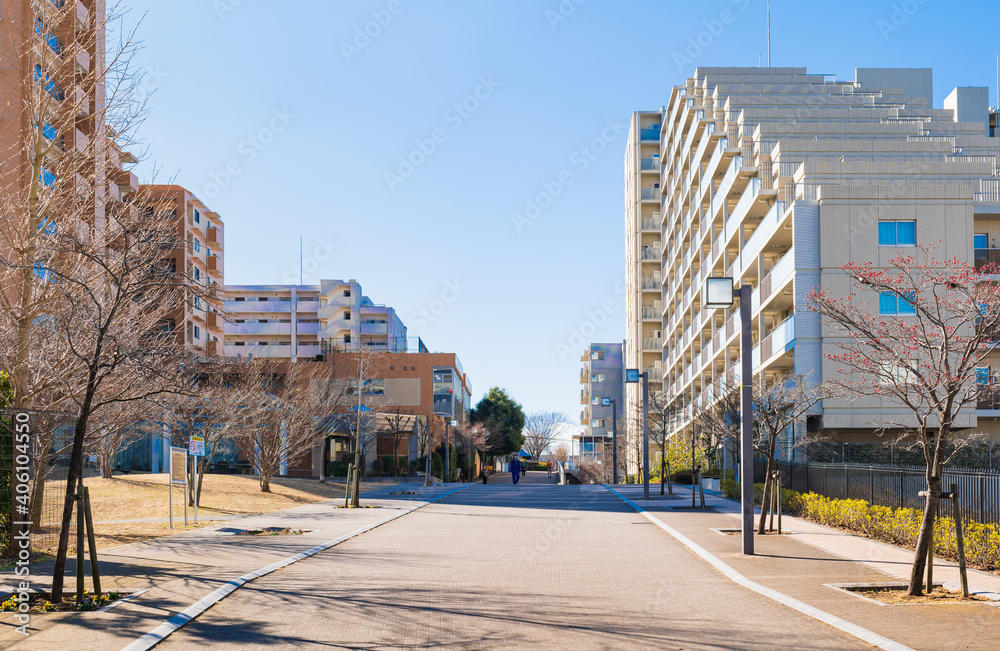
[626,66,1000,459]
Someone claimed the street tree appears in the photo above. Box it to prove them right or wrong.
[807,250,1000,595]
[648,392,684,494]
[471,387,525,456]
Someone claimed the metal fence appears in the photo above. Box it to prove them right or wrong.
[757,461,1000,527]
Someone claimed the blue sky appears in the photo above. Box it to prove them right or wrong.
[124,0,1000,440]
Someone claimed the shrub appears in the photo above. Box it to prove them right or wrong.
[671,471,695,485]
[720,477,738,499]
[371,459,383,475]
[326,461,349,478]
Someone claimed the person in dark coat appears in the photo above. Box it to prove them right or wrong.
[510,456,521,484]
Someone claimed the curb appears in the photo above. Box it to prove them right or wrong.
[604,485,914,651]
[120,484,472,651]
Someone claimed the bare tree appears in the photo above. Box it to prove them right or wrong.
[648,392,684,494]
[552,444,568,463]
[521,410,568,460]
[86,399,157,479]
[809,250,1000,595]
[377,408,415,476]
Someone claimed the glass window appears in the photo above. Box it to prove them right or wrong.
[975,234,988,249]
[194,239,200,252]
[977,367,990,385]
[898,292,916,315]
[194,209,200,223]
[878,221,916,246]
[879,291,915,315]
[879,292,897,315]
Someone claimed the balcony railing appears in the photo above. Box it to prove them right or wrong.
[640,218,659,230]
[641,307,659,320]
[641,188,659,201]
[640,246,660,261]
[224,300,293,313]
[641,277,659,290]
[640,158,661,171]
[643,337,663,350]
[640,126,660,141]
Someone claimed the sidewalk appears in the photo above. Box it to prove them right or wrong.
[610,484,1000,651]
[0,481,466,650]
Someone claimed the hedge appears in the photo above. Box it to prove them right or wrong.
[721,481,1000,572]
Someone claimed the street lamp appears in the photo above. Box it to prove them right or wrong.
[602,397,618,484]
[444,418,457,483]
[624,368,650,500]
[703,276,754,556]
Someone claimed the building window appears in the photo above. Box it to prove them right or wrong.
[591,350,605,361]
[343,290,351,297]
[975,233,989,250]
[234,341,245,346]
[235,319,245,324]
[194,239,200,252]
[591,419,605,428]
[344,334,351,344]
[194,268,200,281]
[194,209,200,224]
[234,297,245,302]
[591,373,605,383]
[877,220,916,246]
[878,291,916,315]
[976,367,991,385]
[591,396,600,405]
[343,310,351,320]
[194,297,201,310]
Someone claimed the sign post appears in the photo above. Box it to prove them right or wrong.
[169,446,188,528]
[189,435,206,524]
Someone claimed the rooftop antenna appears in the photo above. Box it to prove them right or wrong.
[996,53,998,109]
[300,235,303,285]
[767,0,771,67]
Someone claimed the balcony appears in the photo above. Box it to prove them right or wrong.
[643,337,663,351]
[208,255,222,274]
[753,314,795,369]
[295,300,320,313]
[206,340,221,357]
[207,227,223,248]
[640,218,659,231]
[224,300,293,313]
[640,126,660,141]
[974,248,1000,271]
[640,158,661,171]
[226,322,292,336]
[317,304,353,321]
[224,344,291,358]
[639,246,660,261]
[360,321,388,335]
[641,188,659,201]
[75,47,90,74]
[641,277,660,291]
[297,344,321,358]
[207,312,221,331]
[641,306,659,320]
[296,322,320,335]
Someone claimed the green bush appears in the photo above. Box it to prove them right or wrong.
[671,471,695,485]
[371,458,383,475]
[720,477,738,499]
[326,460,349,477]
[432,452,443,480]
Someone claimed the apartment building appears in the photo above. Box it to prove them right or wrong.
[625,66,1000,459]
[624,111,665,443]
[138,185,225,356]
[223,279,409,362]
[0,0,138,226]
[578,342,624,462]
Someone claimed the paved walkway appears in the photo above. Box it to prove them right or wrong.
[3,476,998,649]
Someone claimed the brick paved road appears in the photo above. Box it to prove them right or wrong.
[159,480,871,650]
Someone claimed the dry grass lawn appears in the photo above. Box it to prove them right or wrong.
[39,474,402,553]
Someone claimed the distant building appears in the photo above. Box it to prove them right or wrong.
[578,342,624,462]
[223,279,409,361]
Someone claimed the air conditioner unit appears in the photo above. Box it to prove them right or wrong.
[653,212,660,220]
[654,330,662,338]
[653,300,661,309]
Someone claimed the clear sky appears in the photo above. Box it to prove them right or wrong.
[123,0,1000,444]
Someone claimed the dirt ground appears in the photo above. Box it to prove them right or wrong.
[37,474,402,553]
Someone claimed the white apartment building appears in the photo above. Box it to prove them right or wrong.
[224,279,407,361]
[625,66,1000,459]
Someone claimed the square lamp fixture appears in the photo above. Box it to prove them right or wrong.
[625,369,641,384]
[450,419,458,427]
[601,397,612,406]
[704,277,736,309]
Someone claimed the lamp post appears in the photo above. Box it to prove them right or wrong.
[443,418,457,482]
[624,369,650,499]
[704,276,754,556]
[602,397,618,484]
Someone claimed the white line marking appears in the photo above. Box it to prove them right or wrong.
[605,486,914,651]
[120,486,471,651]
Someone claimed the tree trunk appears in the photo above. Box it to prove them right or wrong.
[260,472,271,493]
[29,448,50,534]
[756,457,775,535]
[908,481,941,595]
[660,456,665,495]
[51,404,91,603]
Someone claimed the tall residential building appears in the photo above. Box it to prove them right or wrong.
[624,111,664,451]
[625,66,1000,460]
[224,279,410,362]
[140,185,225,357]
[0,0,137,226]
[578,342,624,462]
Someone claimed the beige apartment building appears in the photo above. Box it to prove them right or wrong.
[625,66,1000,460]
[224,279,411,361]
[139,185,226,357]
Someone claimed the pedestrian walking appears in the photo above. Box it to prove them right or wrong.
[546,459,553,479]
[510,456,521,485]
